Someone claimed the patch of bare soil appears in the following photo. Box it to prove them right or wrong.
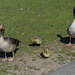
[0,40,75,75]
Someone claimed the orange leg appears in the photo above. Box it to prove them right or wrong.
[8,52,14,61]
[2,52,8,61]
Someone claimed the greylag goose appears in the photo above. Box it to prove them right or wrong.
[66,7,75,47]
[0,25,20,61]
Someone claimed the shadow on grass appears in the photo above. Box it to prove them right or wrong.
[0,48,19,58]
[57,35,75,44]
[29,43,40,46]
[40,53,48,58]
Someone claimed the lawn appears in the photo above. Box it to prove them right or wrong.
[0,0,75,75]
[0,0,75,45]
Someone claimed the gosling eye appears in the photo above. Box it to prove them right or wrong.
[46,52,47,54]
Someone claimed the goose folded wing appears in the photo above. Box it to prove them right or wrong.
[4,37,20,46]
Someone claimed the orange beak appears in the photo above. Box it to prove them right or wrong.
[0,25,2,29]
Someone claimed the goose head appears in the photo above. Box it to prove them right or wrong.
[0,25,5,30]
[0,25,5,37]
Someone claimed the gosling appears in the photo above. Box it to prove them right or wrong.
[42,47,51,58]
[31,37,42,46]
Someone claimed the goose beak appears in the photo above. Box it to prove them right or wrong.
[0,25,2,29]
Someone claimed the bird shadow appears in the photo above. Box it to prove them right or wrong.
[57,34,75,44]
[29,43,40,46]
[40,53,48,58]
[0,48,19,58]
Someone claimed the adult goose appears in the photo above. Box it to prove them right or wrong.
[67,7,75,47]
[0,25,20,61]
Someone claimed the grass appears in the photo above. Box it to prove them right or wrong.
[28,66,40,71]
[0,0,75,74]
[0,0,75,47]
[0,68,8,75]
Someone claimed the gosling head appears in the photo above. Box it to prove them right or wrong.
[44,47,49,52]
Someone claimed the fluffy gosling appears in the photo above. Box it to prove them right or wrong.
[31,37,42,45]
[42,47,51,58]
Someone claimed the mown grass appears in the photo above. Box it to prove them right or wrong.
[0,0,75,57]
[0,0,75,74]
[0,0,75,47]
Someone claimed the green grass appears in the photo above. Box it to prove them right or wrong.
[28,66,40,71]
[0,0,75,74]
[0,0,75,58]
[0,68,9,75]
[0,0,75,46]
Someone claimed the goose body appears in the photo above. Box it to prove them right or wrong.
[0,25,20,61]
[0,37,19,52]
[67,19,75,38]
[66,7,75,47]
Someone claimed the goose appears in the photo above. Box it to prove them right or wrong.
[31,37,42,45]
[0,25,20,61]
[42,47,51,58]
[66,7,75,47]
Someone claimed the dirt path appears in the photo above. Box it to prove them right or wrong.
[0,40,75,75]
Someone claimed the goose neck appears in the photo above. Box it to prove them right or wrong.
[0,29,4,38]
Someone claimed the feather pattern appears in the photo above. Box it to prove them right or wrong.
[0,25,20,52]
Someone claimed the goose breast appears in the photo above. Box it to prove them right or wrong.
[68,25,75,38]
[0,37,19,52]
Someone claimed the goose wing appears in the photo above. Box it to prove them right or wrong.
[4,37,21,47]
